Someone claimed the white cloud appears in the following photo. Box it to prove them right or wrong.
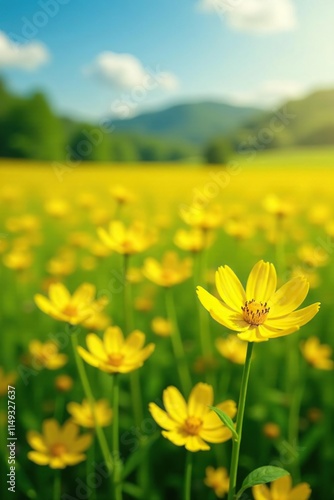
[0,31,49,70]
[227,81,306,107]
[84,51,179,91]
[198,0,297,34]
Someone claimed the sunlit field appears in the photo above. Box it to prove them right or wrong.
[1,151,334,500]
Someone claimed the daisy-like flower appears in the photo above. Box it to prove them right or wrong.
[300,336,334,370]
[149,383,236,452]
[252,475,311,500]
[77,326,155,374]
[28,340,68,370]
[67,399,112,428]
[97,220,156,255]
[143,251,192,287]
[197,260,320,343]
[34,282,107,326]
[27,419,92,469]
[215,335,247,365]
[204,466,230,498]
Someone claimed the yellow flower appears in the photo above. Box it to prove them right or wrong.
[34,282,106,325]
[263,194,295,218]
[82,310,111,331]
[215,335,247,364]
[174,228,213,253]
[180,204,222,230]
[0,368,17,396]
[27,419,92,469]
[224,219,254,241]
[151,317,172,337]
[78,327,155,374]
[297,243,328,268]
[67,399,112,428]
[143,251,192,287]
[109,184,134,205]
[263,422,281,439]
[44,198,70,218]
[204,466,230,498]
[98,220,155,255]
[252,476,311,500]
[3,249,33,271]
[197,260,320,343]
[55,375,73,393]
[149,383,236,452]
[28,340,68,370]
[300,336,334,370]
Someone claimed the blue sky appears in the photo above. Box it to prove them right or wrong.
[0,0,334,121]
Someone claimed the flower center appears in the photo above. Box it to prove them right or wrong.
[62,304,78,317]
[241,299,270,326]
[108,353,124,367]
[184,416,202,435]
[51,443,67,457]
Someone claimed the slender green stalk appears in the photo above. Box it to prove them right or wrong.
[86,440,97,500]
[165,287,192,395]
[184,451,193,500]
[70,334,113,474]
[287,358,305,482]
[53,469,61,500]
[228,342,254,500]
[112,374,123,500]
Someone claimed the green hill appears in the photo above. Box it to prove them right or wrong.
[112,101,264,145]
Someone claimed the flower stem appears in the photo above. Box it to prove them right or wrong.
[71,334,114,474]
[112,374,123,500]
[53,469,61,500]
[228,342,254,500]
[165,287,192,395]
[184,451,193,500]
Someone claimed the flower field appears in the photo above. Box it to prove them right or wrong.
[1,156,334,500]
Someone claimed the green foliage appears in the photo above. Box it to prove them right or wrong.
[236,466,290,499]
[204,136,234,164]
[209,406,238,441]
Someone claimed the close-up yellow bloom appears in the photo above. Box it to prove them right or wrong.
[78,326,155,373]
[67,399,113,428]
[197,260,320,342]
[149,383,236,452]
[143,251,192,287]
[98,220,156,255]
[28,340,68,370]
[27,419,92,469]
[215,334,247,364]
[252,475,311,500]
[300,336,334,370]
[204,466,230,498]
[34,282,106,325]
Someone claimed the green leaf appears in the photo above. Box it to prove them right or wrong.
[208,405,238,441]
[236,466,290,499]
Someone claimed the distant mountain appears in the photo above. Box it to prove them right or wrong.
[111,101,264,145]
[238,89,334,148]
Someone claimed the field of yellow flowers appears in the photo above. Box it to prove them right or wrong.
[1,157,334,500]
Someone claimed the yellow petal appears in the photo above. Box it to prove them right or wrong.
[288,483,312,500]
[60,420,79,443]
[246,261,277,302]
[252,484,271,500]
[28,451,50,466]
[197,287,248,332]
[202,400,237,429]
[97,227,113,248]
[86,333,108,361]
[161,430,187,447]
[43,419,60,446]
[187,383,213,418]
[269,276,309,318]
[271,475,292,496]
[48,283,71,309]
[237,326,269,343]
[71,434,93,453]
[265,303,320,329]
[148,403,177,430]
[215,266,246,310]
[67,402,82,419]
[49,457,66,469]
[27,431,47,452]
[124,330,145,353]
[62,453,86,466]
[72,283,96,305]
[34,295,62,319]
[185,435,210,452]
[104,326,124,354]
[77,346,100,367]
[163,386,188,423]
[256,324,299,339]
[200,427,232,443]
